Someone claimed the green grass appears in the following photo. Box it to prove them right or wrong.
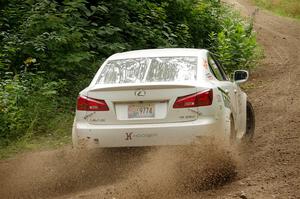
[0,134,71,159]
[253,0,300,19]
[0,114,73,159]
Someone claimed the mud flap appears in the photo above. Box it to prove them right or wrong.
[72,117,79,148]
[223,107,232,144]
[242,101,255,142]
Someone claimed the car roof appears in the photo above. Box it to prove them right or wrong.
[107,48,208,60]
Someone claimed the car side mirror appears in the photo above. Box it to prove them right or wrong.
[234,70,249,84]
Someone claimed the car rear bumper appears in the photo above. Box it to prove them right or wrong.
[73,117,223,147]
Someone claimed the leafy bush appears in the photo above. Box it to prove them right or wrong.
[0,0,261,147]
[0,72,68,146]
[209,6,261,73]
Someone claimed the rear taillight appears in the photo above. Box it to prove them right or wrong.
[173,89,213,109]
[77,96,109,111]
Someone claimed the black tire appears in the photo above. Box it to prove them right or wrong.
[242,101,255,142]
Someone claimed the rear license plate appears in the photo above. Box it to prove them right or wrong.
[128,103,155,119]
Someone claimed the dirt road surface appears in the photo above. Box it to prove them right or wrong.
[1,0,299,198]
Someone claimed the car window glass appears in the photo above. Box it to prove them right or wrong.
[208,55,224,81]
[211,55,229,80]
[145,57,197,82]
[96,56,197,84]
[97,58,148,84]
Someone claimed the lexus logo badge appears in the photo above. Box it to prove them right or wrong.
[135,89,146,96]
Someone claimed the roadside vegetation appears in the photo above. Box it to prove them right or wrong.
[0,0,261,158]
[253,0,300,19]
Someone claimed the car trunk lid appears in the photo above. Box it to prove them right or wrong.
[85,83,203,125]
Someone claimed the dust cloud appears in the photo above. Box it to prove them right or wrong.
[115,138,239,199]
[0,138,240,199]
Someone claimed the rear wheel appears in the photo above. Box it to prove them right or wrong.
[242,101,255,142]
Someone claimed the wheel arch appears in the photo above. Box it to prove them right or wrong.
[237,91,247,139]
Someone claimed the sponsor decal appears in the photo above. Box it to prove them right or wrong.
[203,58,209,70]
[89,118,106,122]
[179,115,197,119]
[84,112,96,120]
[217,87,231,108]
[125,132,158,140]
[84,112,106,122]
[125,132,133,140]
[217,94,222,102]
[206,72,214,80]
[222,95,230,108]
[186,109,202,116]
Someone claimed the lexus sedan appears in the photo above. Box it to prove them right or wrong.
[72,48,255,147]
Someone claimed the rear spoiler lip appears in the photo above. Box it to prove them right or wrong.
[89,82,198,91]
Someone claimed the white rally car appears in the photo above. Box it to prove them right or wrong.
[72,48,255,147]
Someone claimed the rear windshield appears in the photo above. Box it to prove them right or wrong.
[96,56,197,84]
